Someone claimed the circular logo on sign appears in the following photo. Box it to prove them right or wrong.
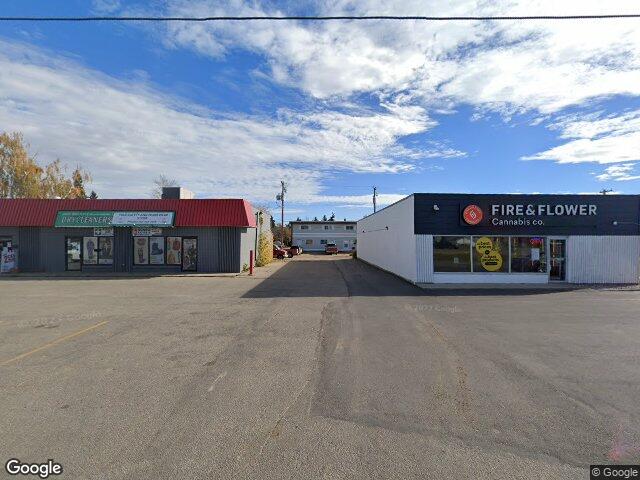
[475,236,493,254]
[481,251,503,271]
[463,205,483,225]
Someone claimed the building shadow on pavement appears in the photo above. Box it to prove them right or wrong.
[242,257,583,298]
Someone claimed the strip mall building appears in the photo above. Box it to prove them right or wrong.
[0,196,257,274]
[357,194,640,284]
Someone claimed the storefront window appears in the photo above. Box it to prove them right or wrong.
[149,237,165,265]
[134,237,149,265]
[511,237,547,273]
[433,236,471,272]
[472,236,508,273]
[166,237,182,265]
[182,238,198,271]
[83,237,98,265]
[98,237,114,265]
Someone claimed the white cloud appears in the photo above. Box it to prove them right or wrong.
[0,40,447,201]
[523,110,640,165]
[301,193,407,208]
[156,0,640,114]
[596,164,640,182]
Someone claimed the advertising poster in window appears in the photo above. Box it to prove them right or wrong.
[134,237,149,265]
[166,237,182,265]
[98,237,114,265]
[182,238,197,271]
[150,237,165,265]
[83,237,98,265]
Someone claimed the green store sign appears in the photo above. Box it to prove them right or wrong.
[55,211,175,227]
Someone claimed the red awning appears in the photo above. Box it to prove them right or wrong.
[0,199,256,228]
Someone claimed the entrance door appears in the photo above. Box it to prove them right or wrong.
[66,237,82,271]
[549,239,567,281]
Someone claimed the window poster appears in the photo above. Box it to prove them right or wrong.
[83,237,98,265]
[182,238,197,271]
[166,237,182,265]
[98,237,114,265]
[134,237,149,265]
[150,237,165,265]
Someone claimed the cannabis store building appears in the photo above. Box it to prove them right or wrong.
[0,198,257,274]
[357,194,640,284]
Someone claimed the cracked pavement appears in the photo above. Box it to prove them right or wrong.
[1,255,639,479]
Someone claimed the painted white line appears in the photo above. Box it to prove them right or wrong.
[207,371,227,392]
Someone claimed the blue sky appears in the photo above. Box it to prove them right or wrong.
[1,1,640,222]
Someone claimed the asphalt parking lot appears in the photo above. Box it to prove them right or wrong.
[1,255,640,479]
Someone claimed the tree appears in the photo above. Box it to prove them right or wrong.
[271,224,292,246]
[322,214,328,221]
[0,132,91,199]
[151,174,177,199]
[296,217,302,221]
[329,212,335,221]
[255,231,273,267]
[313,216,318,221]
[89,190,98,199]
[72,167,91,199]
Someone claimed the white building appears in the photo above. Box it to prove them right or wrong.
[357,193,640,284]
[291,221,357,252]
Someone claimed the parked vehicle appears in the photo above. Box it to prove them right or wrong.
[273,245,289,259]
[289,245,302,255]
[324,243,338,255]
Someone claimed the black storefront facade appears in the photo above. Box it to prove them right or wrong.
[0,199,257,274]
[357,194,640,284]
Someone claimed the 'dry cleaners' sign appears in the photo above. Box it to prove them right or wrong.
[55,211,175,227]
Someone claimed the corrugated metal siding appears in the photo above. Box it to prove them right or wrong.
[567,236,640,284]
[32,226,245,273]
[216,228,240,273]
[0,199,255,228]
[17,227,40,272]
[416,234,434,283]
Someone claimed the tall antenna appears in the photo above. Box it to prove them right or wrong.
[373,186,378,213]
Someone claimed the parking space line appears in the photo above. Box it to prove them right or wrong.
[0,320,109,367]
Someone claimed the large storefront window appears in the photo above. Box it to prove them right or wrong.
[511,237,546,273]
[434,235,548,274]
[133,236,196,270]
[433,236,471,272]
[78,236,114,266]
[472,236,508,273]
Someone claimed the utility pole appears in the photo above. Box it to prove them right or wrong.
[599,188,613,195]
[276,181,287,244]
[373,186,378,213]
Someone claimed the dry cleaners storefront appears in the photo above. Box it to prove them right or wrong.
[357,194,640,284]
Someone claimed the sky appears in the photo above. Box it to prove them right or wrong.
[1,1,640,222]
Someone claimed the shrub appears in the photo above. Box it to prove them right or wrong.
[256,231,273,267]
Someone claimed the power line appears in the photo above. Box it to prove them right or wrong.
[0,14,640,22]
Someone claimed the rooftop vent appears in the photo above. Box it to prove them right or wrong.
[161,187,195,200]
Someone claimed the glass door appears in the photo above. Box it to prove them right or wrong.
[549,239,567,281]
[66,237,82,271]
